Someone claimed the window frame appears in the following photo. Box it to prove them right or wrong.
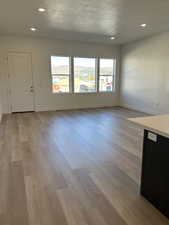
[50,55,71,94]
[50,55,116,94]
[98,58,116,93]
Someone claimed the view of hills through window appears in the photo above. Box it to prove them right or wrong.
[51,56,70,75]
[51,56,115,93]
[100,59,114,75]
[51,56,70,93]
[74,57,96,93]
[99,59,115,92]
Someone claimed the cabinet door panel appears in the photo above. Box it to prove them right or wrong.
[141,130,169,218]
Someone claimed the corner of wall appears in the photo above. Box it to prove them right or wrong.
[118,44,124,107]
[0,110,2,123]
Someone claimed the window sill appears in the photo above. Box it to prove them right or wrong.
[52,91,116,95]
[99,90,116,93]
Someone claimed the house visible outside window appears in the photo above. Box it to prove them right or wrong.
[74,57,96,93]
[99,58,116,92]
[51,56,70,93]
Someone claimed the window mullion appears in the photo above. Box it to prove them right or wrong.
[97,57,100,93]
[113,59,116,90]
[52,74,69,76]
[70,57,74,93]
[99,75,112,76]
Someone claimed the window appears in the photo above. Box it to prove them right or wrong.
[51,56,70,93]
[74,57,96,93]
[50,56,116,94]
[99,58,116,92]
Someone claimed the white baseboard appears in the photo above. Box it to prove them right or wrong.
[120,103,159,115]
[35,103,119,112]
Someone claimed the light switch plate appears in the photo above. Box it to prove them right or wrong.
[148,132,157,142]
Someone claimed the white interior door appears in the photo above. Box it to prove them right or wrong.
[8,52,34,112]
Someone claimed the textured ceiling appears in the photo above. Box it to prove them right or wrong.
[1,0,169,44]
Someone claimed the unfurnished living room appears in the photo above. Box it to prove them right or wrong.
[1,0,169,225]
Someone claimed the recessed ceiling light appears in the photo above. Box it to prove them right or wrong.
[110,36,115,40]
[30,27,37,32]
[140,23,147,27]
[38,8,46,12]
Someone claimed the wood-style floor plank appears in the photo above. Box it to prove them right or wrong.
[0,107,169,225]
[8,161,29,225]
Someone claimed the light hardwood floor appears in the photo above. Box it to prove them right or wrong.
[0,107,169,225]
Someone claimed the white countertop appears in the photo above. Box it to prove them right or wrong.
[128,114,169,138]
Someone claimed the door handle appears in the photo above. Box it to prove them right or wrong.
[30,86,34,92]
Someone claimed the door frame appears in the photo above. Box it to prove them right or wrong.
[7,51,36,113]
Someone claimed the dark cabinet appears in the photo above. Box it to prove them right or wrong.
[141,130,169,218]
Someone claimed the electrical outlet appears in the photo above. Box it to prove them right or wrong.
[148,132,157,142]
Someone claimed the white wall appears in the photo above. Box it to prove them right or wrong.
[0,36,120,114]
[0,58,3,121]
[0,95,2,122]
[120,31,169,114]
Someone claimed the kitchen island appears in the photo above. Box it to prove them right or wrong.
[129,114,169,219]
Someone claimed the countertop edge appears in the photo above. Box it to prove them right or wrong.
[128,118,169,139]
